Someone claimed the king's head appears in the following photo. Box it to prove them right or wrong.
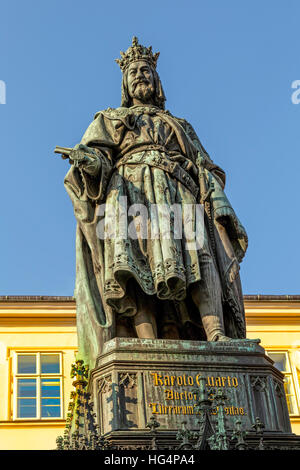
[115,36,160,72]
[116,37,165,109]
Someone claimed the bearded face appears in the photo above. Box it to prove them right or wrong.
[126,60,155,105]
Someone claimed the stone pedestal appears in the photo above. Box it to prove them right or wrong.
[88,338,298,448]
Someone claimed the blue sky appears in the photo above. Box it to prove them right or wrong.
[1,0,299,295]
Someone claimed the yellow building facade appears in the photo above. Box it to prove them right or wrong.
[0,294,299,450]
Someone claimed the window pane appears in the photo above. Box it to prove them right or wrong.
[18,379,36,397]
[41,354,60,374]
[41,398,61,418]
[18,355,36,374]
[41,378,60,398]
[18,398,36,418]
[268,353,288,372]
[284,376,298,414]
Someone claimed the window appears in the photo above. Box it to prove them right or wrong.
[13,353,63,419]
[267,351,299,415]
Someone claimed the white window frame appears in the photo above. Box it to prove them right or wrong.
[267,350,300,416]
[291,358,300,413]
[13,352,64,420]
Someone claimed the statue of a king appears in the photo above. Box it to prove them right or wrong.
[61,37,248,370]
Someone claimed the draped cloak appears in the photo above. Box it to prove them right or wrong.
[64,105,248,370]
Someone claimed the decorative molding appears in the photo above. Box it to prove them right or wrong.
[274,380,285,398]
[98,375,112,394]
[250,376,267,392]
[119,372,137,389]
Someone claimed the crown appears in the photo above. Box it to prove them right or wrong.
[115,36,160,72]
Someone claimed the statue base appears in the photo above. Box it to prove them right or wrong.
[88,338,300,450]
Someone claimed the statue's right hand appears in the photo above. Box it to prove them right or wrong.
[73,144,97,155]
[69,144,97,167]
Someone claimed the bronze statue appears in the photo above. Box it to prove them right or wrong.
[57,37,248,370]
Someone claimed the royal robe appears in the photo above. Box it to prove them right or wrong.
[64,105,248,370]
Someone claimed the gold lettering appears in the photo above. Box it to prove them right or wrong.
[174,391,180,400]
[188,376,194,386]
[170,376,176,386]
[177,376,183,386]
[221,377,227,387]
[188,392,193,400]
[164,375,171,386]
[215,377,222,387]
[207,376,214,387]
[150,373,163,386]
[165,389,173,400]
[227,376,231,387]
[196,374,201,386]
[239,408,244,415]
[149,403,159,414]
[183,375,187,386]
[187,406,194,414]
[232,377,238,387]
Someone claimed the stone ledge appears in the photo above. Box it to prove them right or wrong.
[101,337,264,355]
